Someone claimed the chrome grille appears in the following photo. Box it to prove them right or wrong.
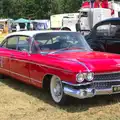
[92,81,120,89]
[94,72,120,81]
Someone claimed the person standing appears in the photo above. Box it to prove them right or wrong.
[3,21,8,34]
[27,23,30,30]
[16,23,20,31]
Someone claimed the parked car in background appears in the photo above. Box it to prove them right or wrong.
[86,18,120,54]
[1,30,120,105]
[32,20,50,30]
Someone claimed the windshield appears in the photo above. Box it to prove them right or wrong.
[33,32,92,54]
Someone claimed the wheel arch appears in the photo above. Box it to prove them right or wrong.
[42,74,61,89]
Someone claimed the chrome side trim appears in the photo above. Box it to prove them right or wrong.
[0,68,10,73]
[0,67,42,84]
[10,70,30,80]
[3,56,90,73]
[31,78,42,84]
[9,57,72,73]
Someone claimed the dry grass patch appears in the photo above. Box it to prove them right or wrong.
[0,37,4,43]
[0,78,120,120]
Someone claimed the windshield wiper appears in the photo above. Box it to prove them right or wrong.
[48,46,89,54]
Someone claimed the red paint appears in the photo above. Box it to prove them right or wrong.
[82,0,108,8]
[1,47,120,87]
[81,0,115,15]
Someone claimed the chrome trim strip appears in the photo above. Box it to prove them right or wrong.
[0,67,42,84]
[31,78,42,84]
[10,70,30,80]
[0,68,10,72]
[9,57,72,73]
[93,80,120,83]
[3,56,90,73]
[62,81,92,86]
[62,79,120,87]
[77,61,91,72]
[95,71,120,75]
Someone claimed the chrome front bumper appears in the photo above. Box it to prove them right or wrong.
[64,86,95,99]
[63,84,120,99]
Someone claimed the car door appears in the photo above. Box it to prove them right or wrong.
[29,33,54,87]
[0,36,19,75]
[106,24,120,54]
[10,35,31,83]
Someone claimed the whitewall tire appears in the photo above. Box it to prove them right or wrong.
[50,75,68,105]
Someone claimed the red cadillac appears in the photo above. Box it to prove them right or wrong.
[0,30,120,105]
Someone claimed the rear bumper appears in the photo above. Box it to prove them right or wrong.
[63,81,120,99]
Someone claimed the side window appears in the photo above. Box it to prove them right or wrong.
[96,24,110,37]
[35,33,52,45]
[32,33,52,53]
[7,36,18,49]
[111,24,120,38]
[17,36,30,51]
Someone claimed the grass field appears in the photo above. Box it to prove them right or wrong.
[0,36,5,43]
[0,78,120,120]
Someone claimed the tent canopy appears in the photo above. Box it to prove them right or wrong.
[14,18,32,23]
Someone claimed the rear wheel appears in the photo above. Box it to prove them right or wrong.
[50,75,68,105]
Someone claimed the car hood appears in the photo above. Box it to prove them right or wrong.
[48,51,120,73]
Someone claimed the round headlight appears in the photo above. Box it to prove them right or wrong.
[86,72,94,81]
[76,73,84,83]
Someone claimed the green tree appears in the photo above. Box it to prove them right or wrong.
[0,0,83,19]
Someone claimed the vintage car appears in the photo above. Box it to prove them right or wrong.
[86,18,120,54]
[1,30,120,105]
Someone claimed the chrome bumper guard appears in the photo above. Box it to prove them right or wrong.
[63,86,118,99]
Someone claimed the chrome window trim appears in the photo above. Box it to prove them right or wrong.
[1,35,33,53]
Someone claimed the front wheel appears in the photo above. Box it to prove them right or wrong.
[50,75,68,105]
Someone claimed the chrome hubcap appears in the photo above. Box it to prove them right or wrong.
[50,76,63,103]
[53,81,62,96]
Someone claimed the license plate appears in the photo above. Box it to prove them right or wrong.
[112,85,120,93]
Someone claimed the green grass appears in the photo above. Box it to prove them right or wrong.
[0,36,4,43]
[0,78,120,120]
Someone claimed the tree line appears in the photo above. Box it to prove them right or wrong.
[0,0,82,19]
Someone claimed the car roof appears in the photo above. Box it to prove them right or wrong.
[101,17,120,23]
[94,17,120,27]
[4,30,73,39]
